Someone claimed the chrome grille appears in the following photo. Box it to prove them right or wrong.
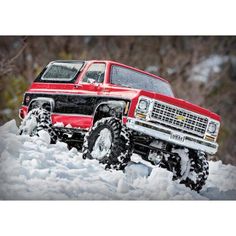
[150,101,208,137]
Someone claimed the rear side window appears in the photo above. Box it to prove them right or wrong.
[82,63,106,83]
[35,61,84,83]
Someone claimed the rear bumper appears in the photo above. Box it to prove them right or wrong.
[126,118,218,155]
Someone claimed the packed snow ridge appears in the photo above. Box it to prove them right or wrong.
[0,120,236,200]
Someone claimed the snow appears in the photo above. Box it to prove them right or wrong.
[189,55,229,83]
[0,120,236,200]
[146,65,159,73]
[90,128,112,160]
[53,122,64,127]
[37,130,51,145]
[23,115,37,134]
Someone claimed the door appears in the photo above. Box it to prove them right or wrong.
[75,63,106,95]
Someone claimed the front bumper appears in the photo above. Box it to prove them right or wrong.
[126,118,218,155]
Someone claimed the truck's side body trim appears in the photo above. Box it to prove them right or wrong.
[23,93,130,117]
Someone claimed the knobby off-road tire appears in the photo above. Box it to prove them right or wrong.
[19,107,57,143]
[82,117,133,170]
[158,148,209,192]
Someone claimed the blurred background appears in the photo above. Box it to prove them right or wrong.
[0,36,235,165]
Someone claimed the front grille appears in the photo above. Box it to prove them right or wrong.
[150,101,208,137]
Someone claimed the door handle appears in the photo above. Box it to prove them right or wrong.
[74,84,82,89]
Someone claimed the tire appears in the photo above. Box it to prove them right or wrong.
[158,147,209,192]
[19,107,57,143]
[82,117,133,170]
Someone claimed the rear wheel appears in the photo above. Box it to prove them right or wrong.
[82,117,133,170]
[19,107,57,143]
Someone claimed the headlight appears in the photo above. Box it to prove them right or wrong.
[206,120,220,136]
[137,97,151,113]
[138,100,148,111]
[207,122,217,134]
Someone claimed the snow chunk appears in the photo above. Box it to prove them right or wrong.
[125,162,151,181]
[53,122,64,127]
[38,130,51,145]
[117,178,129,193]
[0,119,18,134]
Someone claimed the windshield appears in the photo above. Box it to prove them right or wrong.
[110,65,174,97]
[40,61,84,82]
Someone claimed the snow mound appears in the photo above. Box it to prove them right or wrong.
[0,120,236,200]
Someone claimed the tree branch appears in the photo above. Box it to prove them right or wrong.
[0,40,27,78]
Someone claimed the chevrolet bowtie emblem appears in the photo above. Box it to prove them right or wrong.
[176,115,186,121]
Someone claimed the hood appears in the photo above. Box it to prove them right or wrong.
[116,88,221,121]
[139,90,221,121]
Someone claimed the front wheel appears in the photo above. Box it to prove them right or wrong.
[82,117,133,170]
[158,148,209,192]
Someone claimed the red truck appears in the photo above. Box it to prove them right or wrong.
[19,60,221,191]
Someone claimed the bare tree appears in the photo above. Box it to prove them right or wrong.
[0,39,27,78]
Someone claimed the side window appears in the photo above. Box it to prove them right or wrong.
[82,63,106,83]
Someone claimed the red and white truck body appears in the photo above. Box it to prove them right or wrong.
[19,60,220,155]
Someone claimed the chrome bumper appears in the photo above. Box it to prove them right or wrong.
[126,118,218,155]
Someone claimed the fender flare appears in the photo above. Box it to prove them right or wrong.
[28,97,55,112]
[93,100,128,123]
